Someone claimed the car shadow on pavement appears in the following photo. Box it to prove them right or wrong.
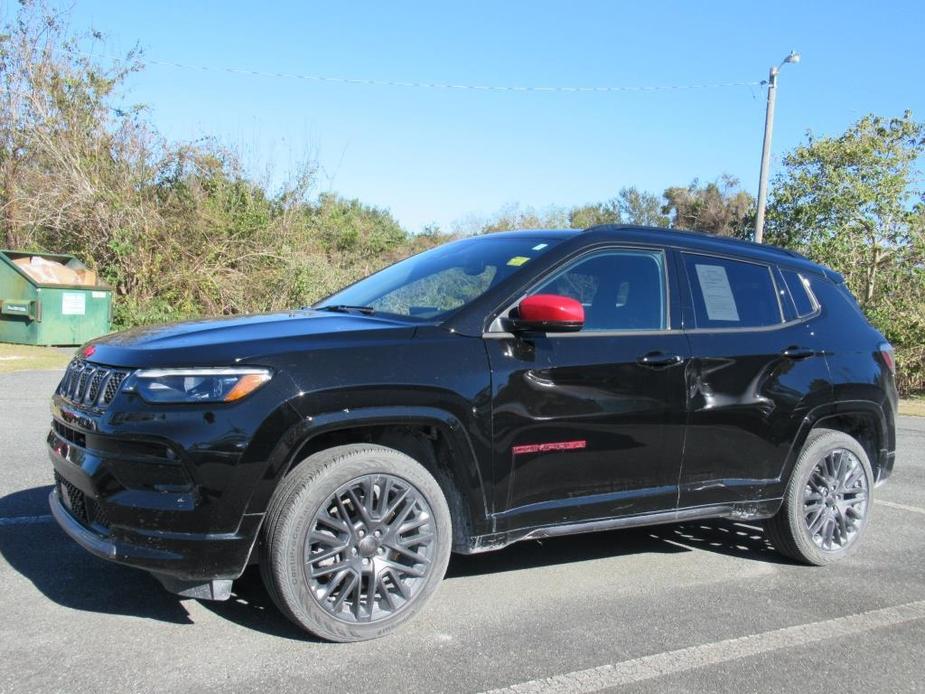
[0,486,196,626]
[647,520,794,565]
[1,485,791,641]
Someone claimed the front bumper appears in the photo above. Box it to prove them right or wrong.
[47,398,265,586]
[48,490,241,599]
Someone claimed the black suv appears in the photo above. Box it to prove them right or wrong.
[48,225,897,642]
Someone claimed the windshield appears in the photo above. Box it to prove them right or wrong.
[316,235,565,320]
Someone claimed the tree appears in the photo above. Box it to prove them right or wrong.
[662,175,754,238]
[567,187,668,229]
[766,111,925,394]
[617,187,669,227]
[766,112,925,306]
[475,203,569,234]
[0,1,144,251]
[568,200,621,228]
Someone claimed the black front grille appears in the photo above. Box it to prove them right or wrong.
[54,472,110,529]
[58,359,129,409]
[53,420,86,447]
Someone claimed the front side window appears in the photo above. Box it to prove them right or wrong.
[531,249,667,331]
[684,254,782,329]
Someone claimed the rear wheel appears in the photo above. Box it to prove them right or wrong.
[260,444,452,642]
[764,428,873,565]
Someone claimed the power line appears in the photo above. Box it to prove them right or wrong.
[146,59,762,94]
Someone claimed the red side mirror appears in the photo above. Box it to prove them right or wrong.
[513,294,585,333]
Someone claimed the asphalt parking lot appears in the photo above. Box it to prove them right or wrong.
[1,369,923,694]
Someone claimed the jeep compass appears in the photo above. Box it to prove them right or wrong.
[47,225,897,642]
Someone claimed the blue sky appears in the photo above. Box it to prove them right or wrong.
[48,1,925,231]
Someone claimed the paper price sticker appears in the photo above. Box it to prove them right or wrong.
[694,264,739,322]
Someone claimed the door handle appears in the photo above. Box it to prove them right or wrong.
[781,346,815,360]
[637,352,683,368]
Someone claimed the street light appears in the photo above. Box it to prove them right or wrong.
[753,50,800,244]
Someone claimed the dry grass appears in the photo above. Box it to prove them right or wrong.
[899,398,925,417]
[0,343,72,373]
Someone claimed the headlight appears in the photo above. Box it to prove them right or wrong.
[124,367,273,404]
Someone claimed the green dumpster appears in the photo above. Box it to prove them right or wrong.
[0,250,112,346]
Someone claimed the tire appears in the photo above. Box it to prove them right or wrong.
[259,444,452,642]
[764,428,873,566]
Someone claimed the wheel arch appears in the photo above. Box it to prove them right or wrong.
[783,400,891,487]
[246,405,491,551]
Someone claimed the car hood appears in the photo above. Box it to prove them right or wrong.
[83,310,419,368]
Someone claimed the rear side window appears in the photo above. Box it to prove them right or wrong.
[780,269,817,317]
[684,254,782,329]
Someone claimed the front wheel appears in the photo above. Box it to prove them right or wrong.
[764,428,873,565]
[260,444,452,642]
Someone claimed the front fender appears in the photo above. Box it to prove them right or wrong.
[238,399,492,538]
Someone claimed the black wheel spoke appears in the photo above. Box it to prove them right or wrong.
[347,486,373,526]
[377,572,397,611]
[316,511,349,534]
[311,558,352,579]
[376,477,393,518]
[383,488,411,520]
[388,542,429,564]
[326,570,354,607]
[386,567,411,600]
[334,495,353,526]
[308,544,349,565]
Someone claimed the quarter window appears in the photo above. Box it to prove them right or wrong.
[531,250,667,331]
[781,269,816,317]
[684,254,781,328]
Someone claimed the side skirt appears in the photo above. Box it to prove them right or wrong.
[459,498,782,554]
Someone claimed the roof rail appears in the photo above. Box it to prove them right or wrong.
[582,224,808,260]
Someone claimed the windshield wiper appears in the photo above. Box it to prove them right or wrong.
[314,305,376,315]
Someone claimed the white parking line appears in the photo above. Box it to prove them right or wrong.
[0,514,54,526]
[879,500,925,515]
[482,599,925,694]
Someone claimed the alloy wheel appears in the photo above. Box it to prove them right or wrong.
[303,474,436,623]
[802,448,869,551]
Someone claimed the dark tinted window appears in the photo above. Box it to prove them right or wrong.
[684,254,781,328]
[781,269,816,317]
[532,250,666,331]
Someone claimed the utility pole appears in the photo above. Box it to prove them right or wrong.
[754,51,799,244]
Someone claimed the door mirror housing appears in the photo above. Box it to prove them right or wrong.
[511,294,584,333]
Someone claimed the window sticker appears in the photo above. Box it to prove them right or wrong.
[531,243,548,251]
[61,292,86,316]
[506,256,530,267]
[694,264,739,321]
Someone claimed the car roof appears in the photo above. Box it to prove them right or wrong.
[585,224,825,272]
[485,225,823,275]
[467,229,580,240]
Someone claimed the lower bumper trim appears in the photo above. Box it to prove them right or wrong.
[49,490,263,583]
[49,490,119,561]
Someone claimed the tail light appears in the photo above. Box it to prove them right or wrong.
[879,343,895,374]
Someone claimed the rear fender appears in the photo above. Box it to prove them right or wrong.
[780,400,890,488]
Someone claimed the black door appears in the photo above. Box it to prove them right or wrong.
[677,252,833,509]
[486,247,689,532]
